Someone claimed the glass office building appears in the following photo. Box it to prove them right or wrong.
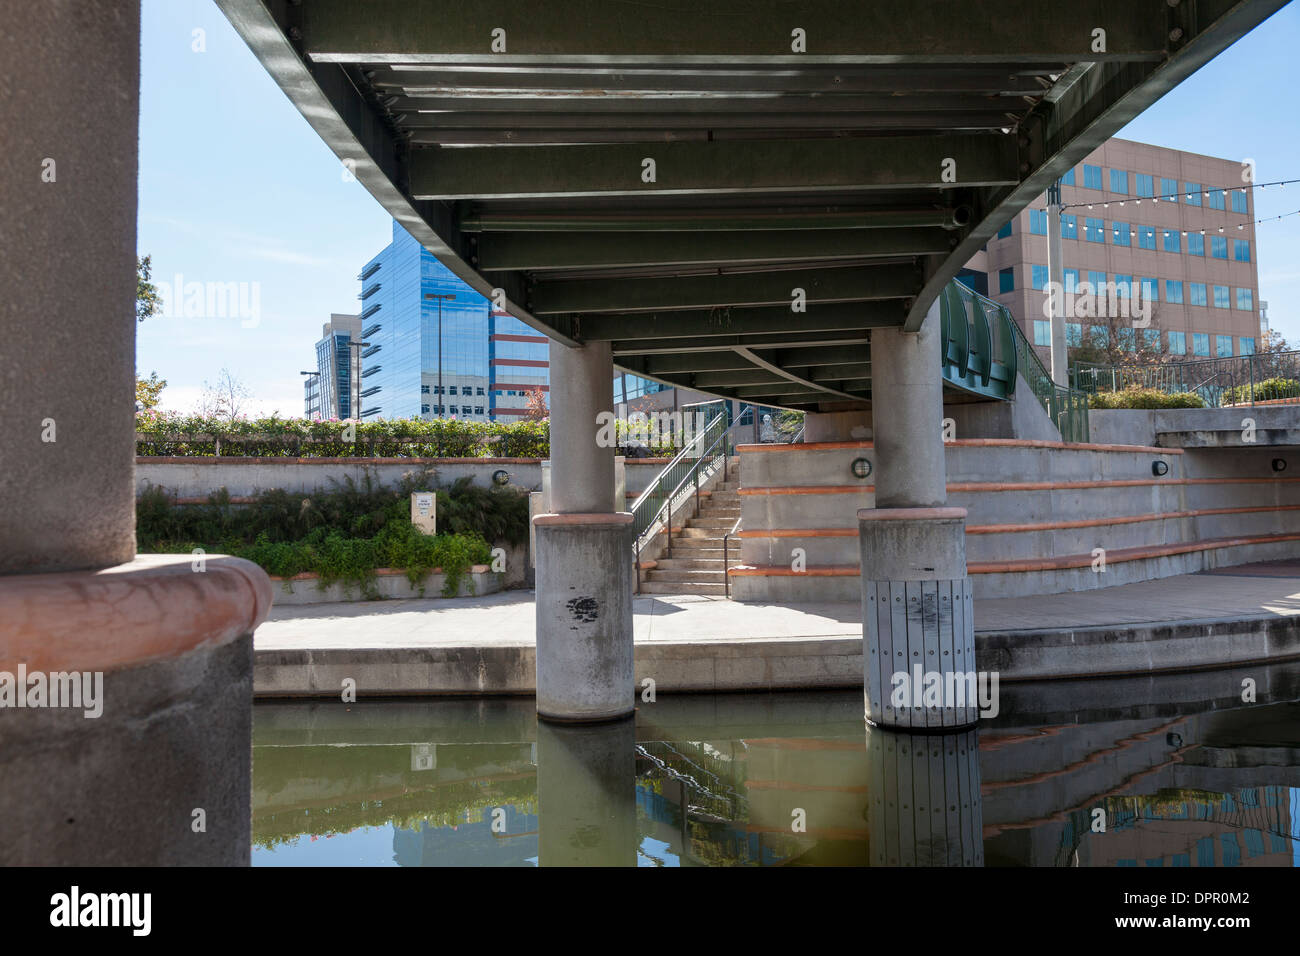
[355,220,668,421]
[303,313,360,420]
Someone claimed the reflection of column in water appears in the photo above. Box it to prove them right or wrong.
[537,716,638,866]
[865,724,983,866]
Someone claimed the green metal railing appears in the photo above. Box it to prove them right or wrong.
[1073,350,1300,408]
[945,281,1089,442]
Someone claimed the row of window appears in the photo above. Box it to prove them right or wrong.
[422,404,488,416]
[1002,266,1254,311]
[1031,322,1256,358]
[421,384,487,396]
[1065,165,1250,212]
[1016,211,1251,260]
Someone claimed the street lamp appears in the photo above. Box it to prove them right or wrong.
[424,293,456,419]
[345,340,370,421]
[299,370,321,420]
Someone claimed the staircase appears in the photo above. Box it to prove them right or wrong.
[640,459,740,595]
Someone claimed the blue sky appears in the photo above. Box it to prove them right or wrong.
[137,0,1300,416]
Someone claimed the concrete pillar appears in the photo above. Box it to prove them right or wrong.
[869,301,947,508]
[0,2,271,864]
[534,340,634,721]
[864,724,984,866]
[862,305,976,730]
[537,717,637,866]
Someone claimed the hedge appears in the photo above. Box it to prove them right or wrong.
[1088,387,1206,409]
[1222,377,1300,405]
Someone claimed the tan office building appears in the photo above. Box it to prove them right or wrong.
[962,138,1263,362]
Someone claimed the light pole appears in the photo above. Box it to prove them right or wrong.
[345,340,370,420]
[424,293,456,419]
[299,370,321,420]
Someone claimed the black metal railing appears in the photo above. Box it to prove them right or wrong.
[1073,350,1300,408]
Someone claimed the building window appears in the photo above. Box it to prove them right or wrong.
[1060,167,1076,185]
[1187,233,1205,256]
[1210,236,1228,259]
[999,267,1015,293]
[1161,177,1178,202]
[421,403,430,414]
[1216,334,1233,357]
[1190,282,1208,306]
[1208,189,1226,210]
[1114,274,1132,297]
[1083,164,1103,189]
[1064,268,1079,293]
[1031,264,1049,290]
[1232,190,1248,214]
[1185,183,1202,206]
[475,406,485,415]
[1193,333,1210,356]
[1141,328,1161,349]
[1163,229,1181,253]
[1112,221,1131,246]
[1213,285,1230,309]
[1109,169,1129,194]
[1140,277,1158,302]
[1168,331,1186,355]
[449,385,458,395]
[1066,323,1083,346]
[1061,214,1078,238]
[1233,239,1251,262]
[421,384,430,394]
[1085,217,1105,243]
[1137,225,1156,250]
[1165,280,1184,304]
[1029,209,1048,235]
[1117,327,1136,352]
[1236,288,1254,310]
[1033,320,1051,346]
[1240,336,1256,355]
[449,405,459,414]
[476,387,485,396]
[1090,326,1110,348]
[996,221,1012,239]
[1087,270,1107,292]
[1135,173,1154,198]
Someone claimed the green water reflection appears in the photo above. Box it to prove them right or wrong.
[253,665,1300,866]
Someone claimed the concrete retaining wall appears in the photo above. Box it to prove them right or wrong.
[733,436,1300,601]
[269,566,505,605]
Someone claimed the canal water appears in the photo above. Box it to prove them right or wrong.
[253,660,1300,866]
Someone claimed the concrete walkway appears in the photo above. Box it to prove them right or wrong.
[254,561,1300,696]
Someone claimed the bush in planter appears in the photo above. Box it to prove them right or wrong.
[1089,387,1205,409]
[1222,377,1300,405]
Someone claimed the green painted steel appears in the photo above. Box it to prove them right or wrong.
[942,281,1090,442]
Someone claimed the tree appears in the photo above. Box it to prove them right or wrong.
[198,368,252,422]
[136,372,167,410]
[523,386,549,421]
[137,255,162,322]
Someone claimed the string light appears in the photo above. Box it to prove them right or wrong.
[1058,177,1299,210]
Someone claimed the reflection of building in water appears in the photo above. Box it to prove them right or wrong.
[393,803,538,867]
[1059,786,1298,868]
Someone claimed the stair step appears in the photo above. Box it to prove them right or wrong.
[647,568,727,582]
[688,517,741,529]
[678,527,727,540]
[655,557,729,570]
[639,581,728,595]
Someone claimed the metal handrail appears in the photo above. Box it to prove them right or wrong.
[1073,350,1300,408]
[722,512,743,600]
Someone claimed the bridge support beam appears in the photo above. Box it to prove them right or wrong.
[534,340,635,722]
[860,301,977,730]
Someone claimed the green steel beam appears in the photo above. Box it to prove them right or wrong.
[532,265,915,315]
[409,135,1019,200]
[629,353,763,375]
[736,346,865,402]
[302,0,1168,63]
[461,206,968,232]
[475,228,953,271]
[580,301,900,342]
[611,330,870,356]
[688,370,796,388]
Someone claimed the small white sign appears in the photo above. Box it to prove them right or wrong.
[411,492,436,534]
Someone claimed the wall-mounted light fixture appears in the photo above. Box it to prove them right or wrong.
[1151,460,1169,477]
[1273,458,1287,473]
[492,469,511,486]
[851,458,872,480]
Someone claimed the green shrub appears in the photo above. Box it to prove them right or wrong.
[1089,387,1205,409]
[138,472,512,598]
[1222,377,1300,405]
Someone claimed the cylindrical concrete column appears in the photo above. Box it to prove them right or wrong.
[537,716,637,866]
[535,340,633,721]
[548,339,615,514]
[864,723,984,866]
[0,0,138,574]
[859,508,977,730]
[868,301,947,508]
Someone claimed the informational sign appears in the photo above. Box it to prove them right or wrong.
[411,492,436,534]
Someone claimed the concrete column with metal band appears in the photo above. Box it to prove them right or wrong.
[0,3,273,864]
[864,724,984,866]
[861,303,977,730]
[534,340,634,721]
